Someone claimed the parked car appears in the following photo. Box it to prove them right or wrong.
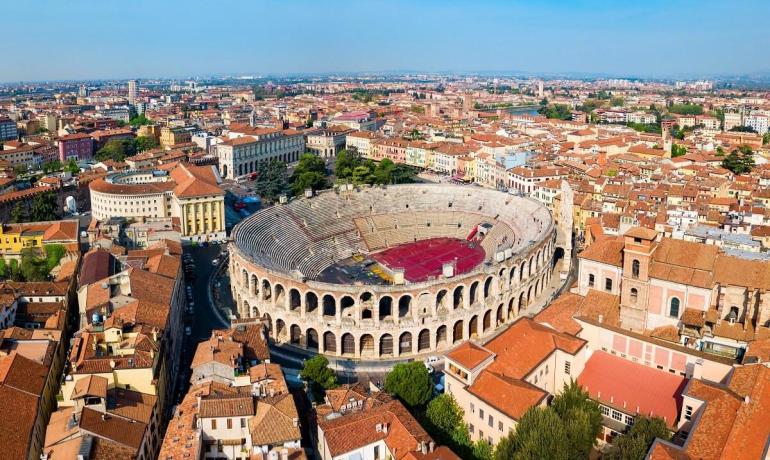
[211,258,219,266]
[425,356,440,364]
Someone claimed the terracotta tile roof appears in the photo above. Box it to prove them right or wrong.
[577,351,686,428]
[578,236,625,267]
[71,374,108,400]
[250,392,301,445]
[199,395,255,418]
[467,370,547,420]
[534,292,587,335]
[79,407,147,451]
[445,341,493,370]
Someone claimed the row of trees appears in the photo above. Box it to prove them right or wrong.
[10,190,59,223]
[94,136,158,162]
[336,149,418,186]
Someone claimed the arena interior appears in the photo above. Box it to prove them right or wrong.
[229,183,558,360]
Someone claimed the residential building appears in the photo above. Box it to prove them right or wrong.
[58,132,94,162]
[0,116,18,141]
[217,123,305,179]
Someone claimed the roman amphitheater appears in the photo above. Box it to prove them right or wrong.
[229,183,560,360]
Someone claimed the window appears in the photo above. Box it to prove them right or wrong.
[611,410,623,422]
[479,409,484,420]
[601,405,610,416]
[479,430,484,440]
[498,421,503,432]
[588,274,595,287]
[374,445,381,460]
[470,403,475,414]
[669,297,680,318]
[728,307,739,324]
[630,288,638,304]
[632,260,640,278]
[227,419,232,429]
[564,361,571,375]
[605,278,613,292]
[684,405,693,421]
[211,419,217,429]
[488,415,493,427]
[469,424,475,434]
[625,415,635,426]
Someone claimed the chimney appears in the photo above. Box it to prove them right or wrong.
[598,314,604,323]
[292,418,298,427]
[383,423,388,434]
[429,441,435,453]
[744,395,751,404]
[421,442,427,455]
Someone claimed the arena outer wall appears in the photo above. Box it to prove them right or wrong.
[228,185,558,360]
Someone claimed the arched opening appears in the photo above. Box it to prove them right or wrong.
[630,288,638,304]
[527,286,533,305]
[251,305,260,319]
[469,315,479,338]
[534,280,540,298]
[306,292,318,314]
[380,296,393,320]
[275,284,286,307]
[520,261,526,281]
[323,331,336,353]
[341,333,355,356]
[436,289,448,311]
[508,297,516,319]
[380,334,394,357]
[509,267,516,286]
[469,281,479,305]
[483,277,493,300]
[306,328,319,350]
[360,334,375,357]
[275,319,286,341]
[289,289,301,312]
[361,308,373,320]
[453,320,464,343]
[241,269,248,287]
[453,285,464,309]
[528,258,534,277]
[436,326,447,346]
[483,310,491,332]
[262,280,272,301]
[496,304,504,325]
[519,292,526,310]
[398,295,411,318]
[251,274,258,296]
[263,313,272,337]
[418,329,430,352]
[340,296,355,318]
[399,332,413,355]
[632,260,640,279]
[290,325,301,345]
[669,297,680,318]
[322,295,336,317]
[553,247,565,268]
[360,292,373,307]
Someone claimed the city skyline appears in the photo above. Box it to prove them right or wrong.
[3,0,770,82]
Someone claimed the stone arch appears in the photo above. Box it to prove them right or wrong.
[274,283,286,308]
[289,288,301,312]
[380,295,393,320]
[241,269,248,287]
[528,257,534,278]
[340,296,355,318]
[250,274,258,296]
[341,333,355,356]
[519,292,526,311]
[509,266,517,286]
[453,320,464,343]
[263,313,273,337]
[251,305,260,319]
[508,297,516,319]
[275,319,287,341]
[534,280,540,299]
[399,332,413,355]
[496,304,504,325]
[306,291,318,314]
[322,294,336,317]
[469,315,479,338]
[436,289,449,311]
[453,285,465,310]
[380,334,394,357]
[483,310,492,332]
[398,295,412,318]
[483,276,494,300]
[323,331,336,353]
[262,279,272,301]
[360,293,374,319]
[290,324,301,345]
[436,325,448,347]
[527,285,533,305]
[306,328,319,350]
[360,334,375,357]
[520,261,526,281]
[418,329,431,352]
[469,281,480,305]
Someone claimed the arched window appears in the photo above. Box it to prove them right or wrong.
[669,297,680,318]
[630,288,638,304]
[632,260,640,279]
[728,306,739,323]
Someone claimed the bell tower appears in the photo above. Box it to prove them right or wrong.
[619,227,658,332]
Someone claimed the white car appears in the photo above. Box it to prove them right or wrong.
[425,356,441,364]
[211,258,219,266]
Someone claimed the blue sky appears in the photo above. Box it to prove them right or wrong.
[3,0,768,81]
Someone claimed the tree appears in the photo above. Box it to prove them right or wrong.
[603,416,670,460]
[728,125,756,133]
[9,259,20,281]
[384,361,432,407]
[472,440,493,460]
[493,433,516,460]
[671,144,687,158]
[538,103,572,120]
[391,164,418,184]
[44,244,66,272]
[291,153,327,195]
[31,191,58,221]
[763,132,770,145]
[551,381,603,460]
[134,136,158,152]
[504,407,569,460]
[10,202,26,223]
[253,160,289,201]
[20,248,49,281]
[300,355,337,402]
[668,103,703,116]
[610,96,625,107]
[722,145,755,174]
[426,394,464,437]
[373,158,395,184]
[42,160,62,174]
[0,258,7,279]
[66,158,80,175]
[95,138,136,162]
[129,114,152,126]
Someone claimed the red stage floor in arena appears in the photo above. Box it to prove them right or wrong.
[371,237,486,282]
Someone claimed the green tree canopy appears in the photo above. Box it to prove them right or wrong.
[95,138,137,162]
[384,361,432,407]
[10,202,27,223]
[538,103,572,120]
[300,354,337,402]
[291,153,327,195]
[671,144,687,158]
[20,248,49,281]
[66,158,80,175]
[501,406,569,460]
[253,160,289,201]
[129,114,152,126]
[603,416,670,460]
[668,103,704,116]
[134,135,158,152]
[551,381,603,459]
[722,145,755,174]
[426,394,464,436]
[31,191,58,221]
